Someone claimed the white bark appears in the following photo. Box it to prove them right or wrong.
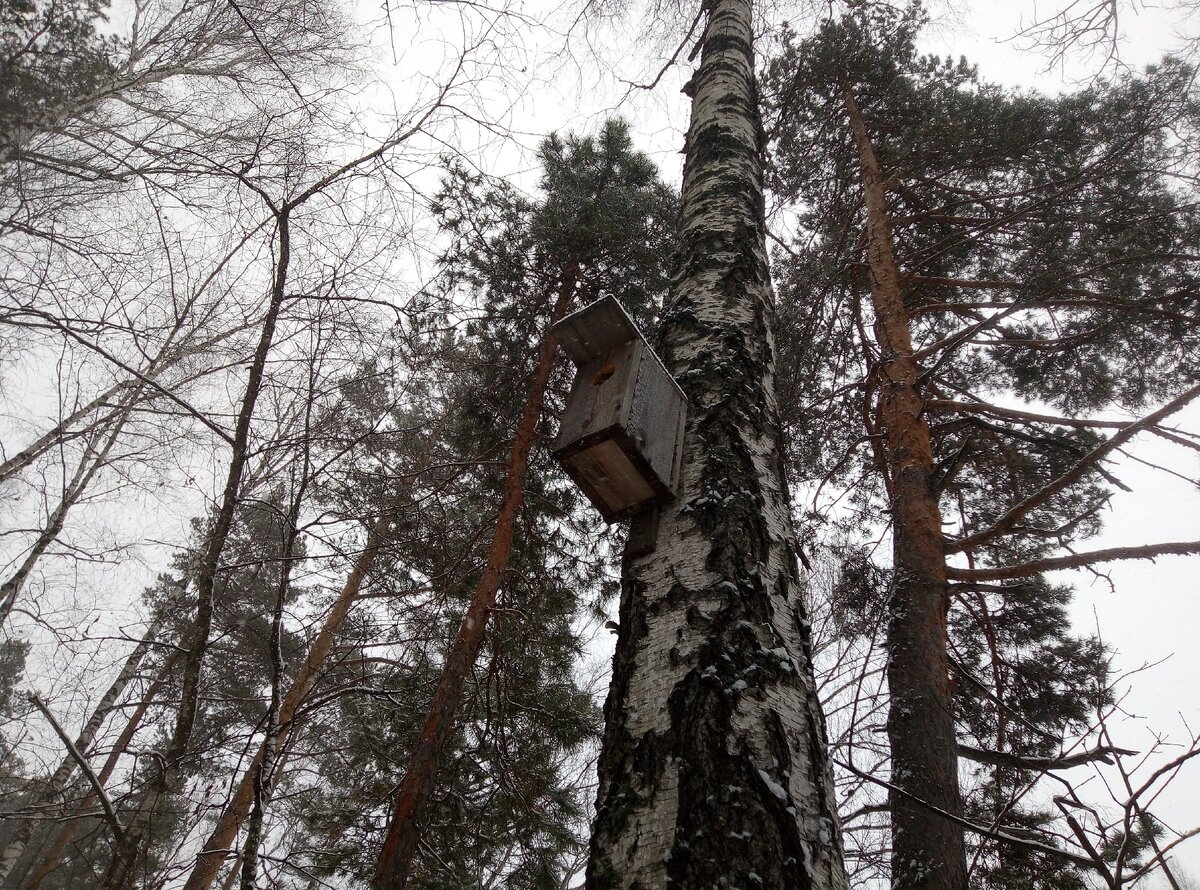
[587,0,848,886]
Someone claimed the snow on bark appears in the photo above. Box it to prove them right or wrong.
[586,0,847,887]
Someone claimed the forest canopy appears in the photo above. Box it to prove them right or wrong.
[0,0,1197,888]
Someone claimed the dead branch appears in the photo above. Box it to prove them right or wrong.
[27,695,125,843]
[959,743,1137,772]
[947,541,1200,582]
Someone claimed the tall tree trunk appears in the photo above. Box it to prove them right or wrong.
[372,267,579,890]
[239,383,315,890]
[0,615,164,882]
[181,519,387,890]
[586,2,847,887]
[25,649,179,890]
[102,210,294,890]
[842,84,968,890]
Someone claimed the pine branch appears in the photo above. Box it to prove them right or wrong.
[946,541,1200,582]
[947,382,1200,554]
[928,399,1131,430]
[958,743,1137,772]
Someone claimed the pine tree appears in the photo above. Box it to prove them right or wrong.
[0,0,120,157]
[374,120,676,890]
[763,4,1200,887]
[240,120,677,889]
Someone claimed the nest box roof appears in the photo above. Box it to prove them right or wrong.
[550,295,641,365]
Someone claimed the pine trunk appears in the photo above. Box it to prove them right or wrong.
[182,518,387,890]
[842,85,968,890]
[372,267,578,890]
[586,1,847,886]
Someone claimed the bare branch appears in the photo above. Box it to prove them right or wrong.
[948,382,1200,554]
[835,757,1102,872]
[947,541,1200,582]
[959,743,1137,772]
[27,695,125,843]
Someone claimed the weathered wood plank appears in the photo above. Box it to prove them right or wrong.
[553,341,639,452]
[551,295,688,523]
[561,439,656,519]
[551,296,641,364]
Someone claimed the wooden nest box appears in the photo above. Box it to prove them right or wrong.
[551,296,686,523]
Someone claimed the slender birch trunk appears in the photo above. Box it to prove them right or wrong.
[372,267,579,890]
[842,84,968,890]
[0,615,164,882]
[25,649,180,890]
[586,2,847,886]
[0,410,130,627]
[0,383,127,485]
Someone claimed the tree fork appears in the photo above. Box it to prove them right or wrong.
[842,83,968,890]
[372,266,579,890]
[586,1,847,886]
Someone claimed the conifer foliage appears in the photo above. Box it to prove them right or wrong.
[764,4,1200,887]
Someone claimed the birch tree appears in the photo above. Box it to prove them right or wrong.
[586,0,848,886]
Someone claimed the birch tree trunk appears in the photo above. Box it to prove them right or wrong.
[842,84,968,890]
[586,1,847,886]
[0,615,164,883]
[0,408,131,627]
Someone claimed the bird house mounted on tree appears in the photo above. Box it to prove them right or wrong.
[551,296,686,523]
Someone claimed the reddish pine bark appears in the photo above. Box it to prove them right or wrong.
[372,268,579,890]
[842,84,968,890]
[182,518,388,890]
